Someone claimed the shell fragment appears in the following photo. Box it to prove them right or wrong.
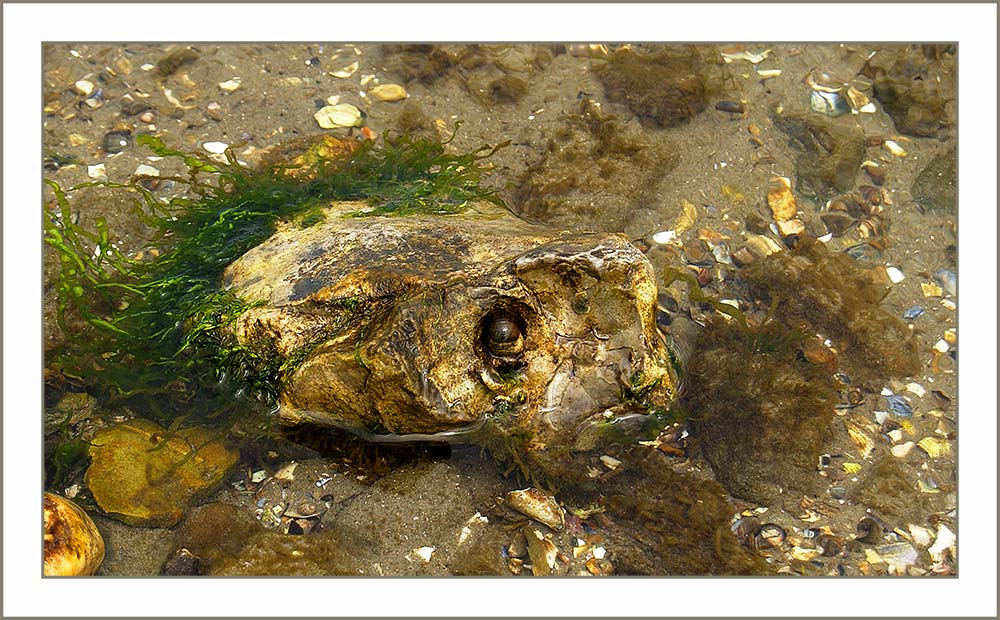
[506,488,565,531]
[314,103,363,129]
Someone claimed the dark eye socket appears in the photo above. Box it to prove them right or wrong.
[481,310,527,362]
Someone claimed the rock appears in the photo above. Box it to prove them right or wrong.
[44,492,105,576]
[771,111,865,199]
[85,419,239,527]
[911,148,956,214]
[868,45,955,138]
[597,45,718,127]
[161,548,201,575]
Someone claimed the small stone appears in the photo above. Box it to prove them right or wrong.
[161,548,201,575]
[600,455,622,470]
[776,218,805,236]
[138,111,155,124]
[921,282,943,297]
[102,131,131,154]
[206,102,223,121]
[883,140,907,157]
[651,229,677,245]
[218,78,242,92]
[885,266,905,284]
[368,83,407,102]
[67,133,88,147]
[330,61,359,78]
[84,418,239,527]
[134,163,159,177]
[87,163,107,180]
[74,79,95,96]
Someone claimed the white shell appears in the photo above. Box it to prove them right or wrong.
[890,441,914,458]
[330,61,359,78]
[928,525,955,562]
[651,230,677,245]
[202,141,229,155]
[314,103,363,129]
[885,266,905,284]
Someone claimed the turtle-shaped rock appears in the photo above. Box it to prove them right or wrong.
[223,200,676,458]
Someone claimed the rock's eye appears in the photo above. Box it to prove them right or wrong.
[487,317,524,357]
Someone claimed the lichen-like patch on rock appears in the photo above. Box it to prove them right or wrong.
[771,111,865,199]
[512,98,677,230]
[595,45,724,128]
[85,418,238,527]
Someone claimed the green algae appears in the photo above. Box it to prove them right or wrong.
[44,130,506,430]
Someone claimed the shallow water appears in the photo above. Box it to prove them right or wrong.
[43,43,956,576]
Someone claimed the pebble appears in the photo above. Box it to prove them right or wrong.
[921,282,943,297]
[330,61,359,78]
[885,266,905,283]
[87,163,107,180]
[883,140,908,157]
[218,78,242,92]
[902,305,925,320]
[884,394,913,418]
[368,83,407,102]
[138,111,155,124]
[134,163,159,177]
[102,131,131,154]
[206,102,223,121]
[651,230,677,245]
[74,79,95,96]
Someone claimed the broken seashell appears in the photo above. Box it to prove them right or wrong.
[928,525,955,562]
[506,488,565,531]
[314,103,363,129]
[330,61,359,78]
[908,524,933,547]
[524,529,557,576]
[767,176,797,222]
[890,441,914,458]
[917,436,951,459]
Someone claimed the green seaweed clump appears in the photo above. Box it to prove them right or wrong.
[43,130,505,428]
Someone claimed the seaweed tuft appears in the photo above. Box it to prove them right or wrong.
[44,130,506,427]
